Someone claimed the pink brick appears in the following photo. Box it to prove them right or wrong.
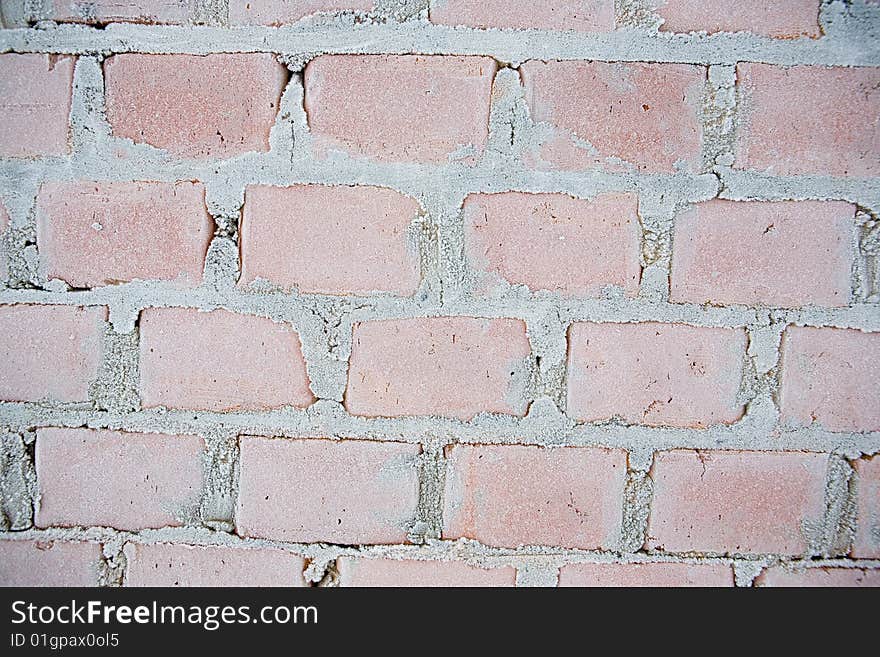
[123,543,307,587]
[757,567,880,587]
[520,61,704,173]
[853,458,880,558]
[337,557,516,587]
[567,322,747,428]
[229,0,374,24]
[0,54,73,157]
[656,0,821,39]
[670,200,854,308]
[35,428,204,531]
[647,450,828,555]
[443,444,627,549]
[50,0,190,24]
[464,192,641,296]
[558,562,734,587]
[240,185,421,295]
[779,327,880,432]
[36,181,212,289]
[104,54,287,159]
[236,437,420,544]
[429,0,615,31]
[0,540,102,586]
[304,55,497,164]
[735,64,880,177]
[0,304,104,403]
[345,317,531,420]
[139,307,314,412]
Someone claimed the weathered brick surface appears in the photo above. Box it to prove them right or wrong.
[558,562,735,587]
[345,317,531,419]
[464,192,641,296]
[656,0,821,38]
[336,557,516,586]
[139,308,314,412]
[853,458,880,559]
[236,437,420,544]
[104,54,287,159]
[304,55,497,163]
[670,200,854,308]
[36,181,212,288]
[0,540,102,586]
[443,444,627,549]
[756,567,880,587]
[240,184,421,295]
[567,322,747,427]
[35,428,204,531]
[519,61,705,172]
[229,1,374,25]
[0,304,104,403]
[0,54,73,157]
[735,64,880,177]
[123,543,307,587]
[429,0,615,31]
[50,0,190,24]
[779,327,880,432]
[647,450,828,555]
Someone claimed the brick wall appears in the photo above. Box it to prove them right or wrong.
[0,0,878,588]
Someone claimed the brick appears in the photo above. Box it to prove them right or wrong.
[336,557,516,587]
[519,61,704,173]
[757,567,880,587]
[36,181,212,289]
[236,437,420,544]
[647,450,828,555]
[0,54,73,157]
[35,428,204,531]
[464,192,641,296]
[428,0,615,31]
[139,307,314,412]
[853,458,880,558]
[670,200,854,308]
[123,543,307,587]
[345,317,531,420]
[240,184,421,295]
[567,322,747,428]
[735,64,880,177]
[0,540,102,586]
[50,0,190,24]
[304,55,497,163]
[443,444,627,549]
[0,304,104,403]
[229,1,374,24]
[558,562,735,587]
[104,54,287,159]
[656,0,821,39]
[779,327,880,432]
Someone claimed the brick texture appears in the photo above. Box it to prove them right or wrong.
[567,322,747,427]
[50,0,190,24]
[853,458,880,558]
[0,304,104,403]
[304,55,497,163]
[656,0,821,39]
[35,428,204,531]
[429,0,616,32]
[647,450,828,555]
[104,54,287,159]
[229,1,375,25]
[558,562,735,587]
[757,567,880,587]
[345,317,531,419]
[36,181,212,288]
[443,444,627,549]
[123,543,307,587]
[139,307,314,412]
[0,540,102,586]
[240,184,421,295]
[236,437,420,544]
[0,54,73,157]
[336,557,516,586]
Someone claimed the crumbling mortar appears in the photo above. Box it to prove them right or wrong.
[0,429,36,530]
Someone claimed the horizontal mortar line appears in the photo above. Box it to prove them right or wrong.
[2,402,878,456]
[3,529,878,569]
[0,286,878,331]
[0,24,879,66]
[717,169,880,207]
